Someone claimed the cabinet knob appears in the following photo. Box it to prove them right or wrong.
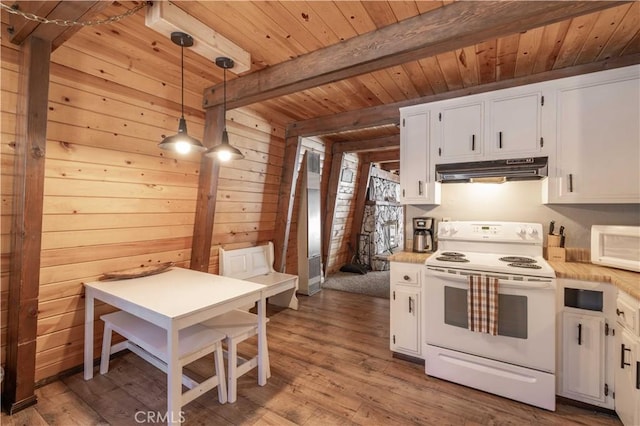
[403,275,410,281]
[617,308,625,316]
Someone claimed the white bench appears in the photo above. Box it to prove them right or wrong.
[100,311,227,407]
[219,242,299,310]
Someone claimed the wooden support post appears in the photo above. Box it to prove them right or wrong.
[350,159,373,256]
[321,151,344,276]
[190,106,224,272]
[273,135,302,272]
[4,36,51,414]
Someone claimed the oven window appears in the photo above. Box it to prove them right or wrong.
[444,287,528,339]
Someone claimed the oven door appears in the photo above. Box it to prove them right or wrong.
[424,268,555,373]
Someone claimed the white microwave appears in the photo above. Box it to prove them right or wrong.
[591,225,640,272]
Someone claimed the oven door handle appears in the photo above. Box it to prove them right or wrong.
[425,268,553,289]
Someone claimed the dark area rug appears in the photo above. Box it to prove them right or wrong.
[321,270,390,299]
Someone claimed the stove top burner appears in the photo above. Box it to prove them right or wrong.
[441,252,466,257]
[508,262,542,269]
[436,256,470,263]
[499,256,537,264]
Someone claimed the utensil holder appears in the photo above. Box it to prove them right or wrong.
[547,235,562,247]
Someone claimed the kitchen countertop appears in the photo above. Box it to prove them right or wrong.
[550,261,640,300]
[388,251,433,264]
[389,251,639,300]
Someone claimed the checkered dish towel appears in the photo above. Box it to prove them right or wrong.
[467,275,499,336]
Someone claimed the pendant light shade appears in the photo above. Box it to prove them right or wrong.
[205,57,244,161]
[159,32,206,154]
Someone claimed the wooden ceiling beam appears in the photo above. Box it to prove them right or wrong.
[287,54,640,137]
[5,1,59,44]
[6,1,112,50]
[379,162,400,172]
[332,135,399,154]
[203,1,624,110]
[362,149,400,163]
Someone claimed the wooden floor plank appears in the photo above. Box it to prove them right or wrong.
[1,289,622,425]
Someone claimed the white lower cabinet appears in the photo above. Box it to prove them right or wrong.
[615,291,640,426]
[390,261,423,358]
[557,279,615,409]
[561,313,612,406]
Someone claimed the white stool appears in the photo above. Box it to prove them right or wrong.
[100,311,227,406]
[202,309,270,403]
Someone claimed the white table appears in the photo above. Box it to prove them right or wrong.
[84,267,269,424]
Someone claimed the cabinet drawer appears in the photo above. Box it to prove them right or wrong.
[616,292,640,337]
[390,263,422,286]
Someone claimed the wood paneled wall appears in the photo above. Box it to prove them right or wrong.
[1,26,287,382]
[326,153,358,274]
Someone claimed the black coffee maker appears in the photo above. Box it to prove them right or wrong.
[412,217,435,253]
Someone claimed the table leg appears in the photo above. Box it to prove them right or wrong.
[84,290,95,380]
[257,296,267,386]
[167,326,182,425]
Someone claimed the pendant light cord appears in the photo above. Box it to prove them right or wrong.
[223,67,227,127]
[180,41,185,119]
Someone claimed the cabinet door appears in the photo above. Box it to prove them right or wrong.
[400,108,439,204]
[615,329,639,426]
[487,92,542,157]
[435,101,483,163]
[562,313,606,402]
[390,285,421,355]
[550,73,640,203]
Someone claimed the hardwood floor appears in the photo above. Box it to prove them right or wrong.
[2,289,622,425]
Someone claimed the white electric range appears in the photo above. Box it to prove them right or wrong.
[423,221,557,411]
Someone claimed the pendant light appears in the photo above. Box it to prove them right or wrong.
[158,32,206,155]
[205,57,244,161]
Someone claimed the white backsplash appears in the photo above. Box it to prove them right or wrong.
[406,180,640,250]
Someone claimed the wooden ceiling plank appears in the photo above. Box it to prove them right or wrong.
[476,39,497,84]
[513,28,543,78]
[6,1,59,45]
[253,1,326,51]
[334,1,377,35]
[532,20,572,74]
[496,33,521,81]
[307,1,358,43]
[417,57,446,95]
[203,1,625,110]
[367,69,407,103]
[288,53,640,137]
[553,13,600,69]
[437,51,465,90]
[388,64,422,99]
[457,46,480,88]
[575,5,632,65]
[401,61,435,97]
[621,29,640,55]
[278,1,341,47]
[387,1,421,21]
[355,74,396,104]
[597,2,640,60]
[361,1,398,28]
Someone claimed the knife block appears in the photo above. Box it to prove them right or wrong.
[545,235,566,262]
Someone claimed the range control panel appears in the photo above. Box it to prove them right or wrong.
[438,221,543,243]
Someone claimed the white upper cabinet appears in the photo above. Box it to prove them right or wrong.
[544,65,640,204]
[435,101,484,163]
[486,90,543,158]
[399,105,440,205]
[432,85,548,165]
